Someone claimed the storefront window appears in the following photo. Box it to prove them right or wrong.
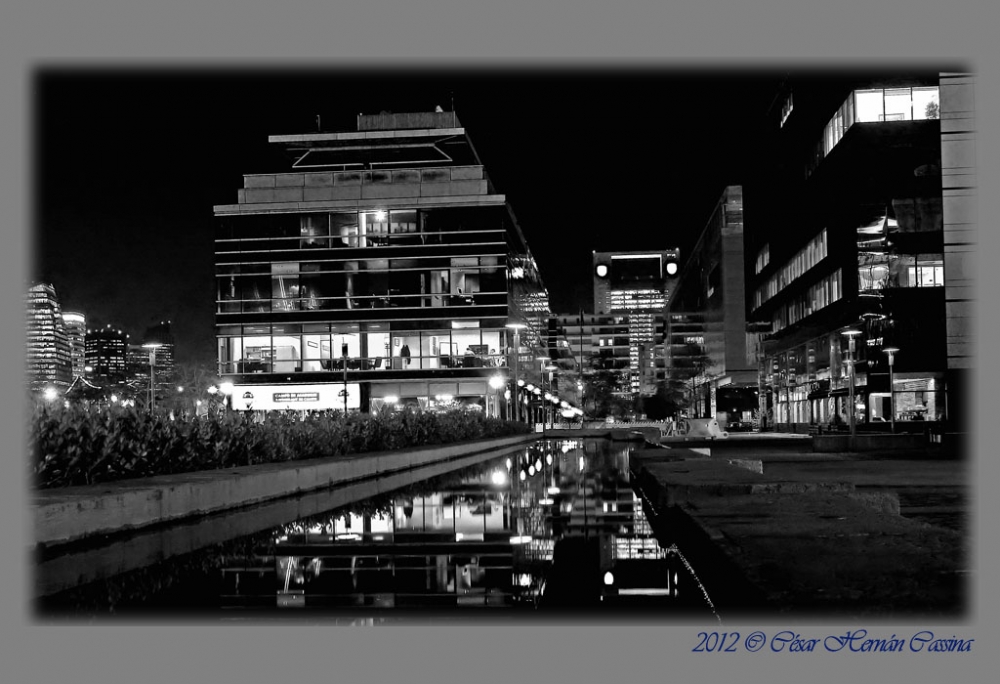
[858,254,891,291]
[392,332,422,369]
[332,212,359,247]
[219,336,241,374]
[299,214,330,248]
[271,263,300,311]
[360,210,387,248]
[888,254,945,288]
[912,87,940,119]
[272,333,301,373]
[893,375,944,421]
[241,334,272,373]
[241,274,270,313]
[365,332,391,369]
[389,210,419,245]
[855,89,884,123]
[302,328,332,372]
[883,88,913,121]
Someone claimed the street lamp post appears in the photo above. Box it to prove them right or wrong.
[578,308,587,429]
[506,323,526,423]
[546,364,558,427]
[141,341,163,410]
[882,346,899,434]
[538,357,558,429]
[341,341,349,414]
[537,357,548,428]
[489,374,506,419]
[841,329,862,439]
[219,382,234,413]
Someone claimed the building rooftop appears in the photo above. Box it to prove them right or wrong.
[267,111,481,170]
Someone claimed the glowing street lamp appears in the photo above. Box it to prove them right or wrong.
[489,374,506,419]
[141,340,164,409]
[506,323,527,423]
[882,346,900,434]
[841,329,862,438]
[218,382,234,411]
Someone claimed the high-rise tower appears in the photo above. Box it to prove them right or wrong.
[25,282,72,392]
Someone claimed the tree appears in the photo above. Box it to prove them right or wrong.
[582,369,633,421]
[156,360,223,416]
[664,342,712,417]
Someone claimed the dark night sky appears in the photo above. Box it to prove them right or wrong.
[34,68,783,366]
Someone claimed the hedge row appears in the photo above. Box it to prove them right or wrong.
[30,403,530,489]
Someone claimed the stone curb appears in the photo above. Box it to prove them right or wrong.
[33,433,539,546]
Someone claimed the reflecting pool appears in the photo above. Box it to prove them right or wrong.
[36,438,718,622]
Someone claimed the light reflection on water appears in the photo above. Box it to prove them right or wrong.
[37,438,717,620]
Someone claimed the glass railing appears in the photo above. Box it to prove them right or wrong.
[217,291,507,313]
[216,229,506,252]
[219,353,510,375]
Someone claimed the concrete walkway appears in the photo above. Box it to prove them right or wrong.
[630,443,968,620]
[33,433,539,547]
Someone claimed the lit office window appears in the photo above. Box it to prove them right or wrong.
[883,88,913,121]
[906,264,945,287]
[855,89,885,122]
[912,87,940,119]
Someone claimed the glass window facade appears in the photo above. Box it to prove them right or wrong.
[808,85,939,176]
[215,201,548,414]
[753,229,828,308]
[770,269,842,334]
[25,283,73,390]
[217,208,509,314]
[754,244,770,274]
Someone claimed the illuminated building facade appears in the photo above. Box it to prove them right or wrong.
[592,250,679,394]
[61,312,87,380]
[551,313,633,401]
[25,282,72,392]
[85,325,130,384]
[213,110,549,415]
[665,185,758,426]
[127,344,152,389]
[142,321,177,394]
[746,73,970,432]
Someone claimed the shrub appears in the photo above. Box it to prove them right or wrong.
[30,401,530,489]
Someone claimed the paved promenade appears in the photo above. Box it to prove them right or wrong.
[630,440,968,620]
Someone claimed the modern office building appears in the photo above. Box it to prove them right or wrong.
[85,325,130,384]
[551,313,632,398]
[142,321,177,395]
[25,282,72,392]
[62,312,87,380]
[744,73,967,432]
[213,110,550,415]
[592,250,678,395]
[126,344,152,390]
[665,186,758,426]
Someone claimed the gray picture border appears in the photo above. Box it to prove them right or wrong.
[2,1,996,682]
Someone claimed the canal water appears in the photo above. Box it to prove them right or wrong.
[35,438,720,623]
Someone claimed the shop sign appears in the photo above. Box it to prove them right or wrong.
[273,392,320,403]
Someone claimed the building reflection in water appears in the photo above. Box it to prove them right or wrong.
[221,438,714,616]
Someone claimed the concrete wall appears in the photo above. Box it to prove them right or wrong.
[34,434,538,546]
[812,433,925,452]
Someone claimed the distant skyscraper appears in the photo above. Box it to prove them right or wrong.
[592,250,679,394]
[85,325,130,383]
[25,282,72,392]
[127,343,152,388]
[62,312,87,379]
[143,321,176,395]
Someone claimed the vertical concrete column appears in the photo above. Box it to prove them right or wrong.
[939,72,976,430]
